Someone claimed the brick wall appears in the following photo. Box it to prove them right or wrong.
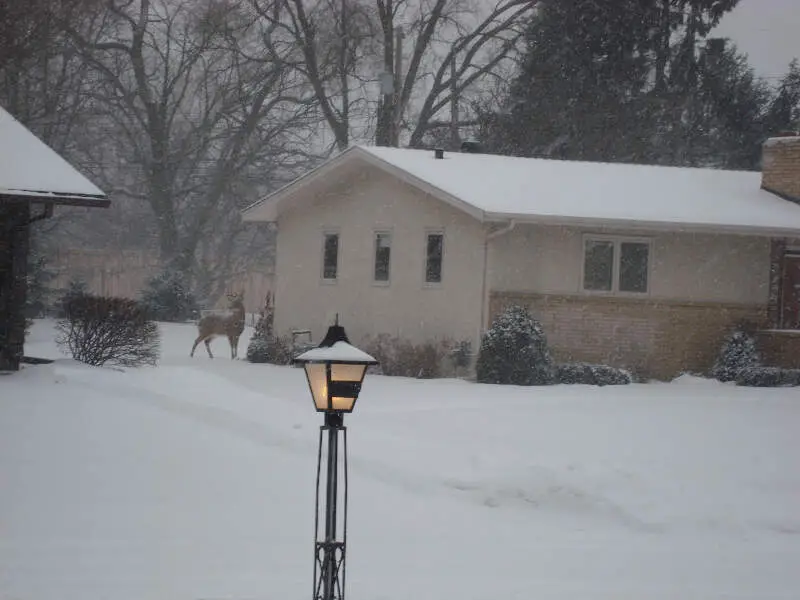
[489,292,767,380]
[755,331,800,369]
[762,135,800,200]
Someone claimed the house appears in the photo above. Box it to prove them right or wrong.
[0,105,108,371]
[242,136,800,380]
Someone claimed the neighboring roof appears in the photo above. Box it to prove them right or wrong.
[0,105,108,207]
[243,144,800,237]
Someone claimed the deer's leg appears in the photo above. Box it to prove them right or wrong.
[204,338,214,359]
[228,335,235,359]
[190,335,204,357]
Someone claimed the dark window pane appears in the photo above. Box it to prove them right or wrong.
[374,232,391,281]
[619,242,649,293]
[426,233,443,283]
[323,233,338,279]
[583,240,614,291]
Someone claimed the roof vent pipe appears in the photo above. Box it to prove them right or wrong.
[434,148,444,159]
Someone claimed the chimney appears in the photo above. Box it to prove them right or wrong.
[762,133,800,202]
[434,148,444,159]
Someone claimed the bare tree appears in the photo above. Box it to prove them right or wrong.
[252,0,536,149]
[64,0,317,287]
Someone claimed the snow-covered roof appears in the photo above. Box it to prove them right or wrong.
[294,341,378,364]
[243,145,800,236]
[0,105,107,206]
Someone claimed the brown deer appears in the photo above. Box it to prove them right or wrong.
[190,292,246,359]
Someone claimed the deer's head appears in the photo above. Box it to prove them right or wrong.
[226,291,245,310]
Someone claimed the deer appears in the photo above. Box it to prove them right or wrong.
[190,291,246,359]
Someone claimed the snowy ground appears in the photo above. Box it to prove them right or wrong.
[1,319,799,600]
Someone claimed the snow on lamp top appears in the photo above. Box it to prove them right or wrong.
[294,322,377,365]
[295,341,377,364]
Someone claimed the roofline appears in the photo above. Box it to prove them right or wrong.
[0,192,110,208]
[241,146,800,237]
[484,211,800,237]
[241,145,487,223]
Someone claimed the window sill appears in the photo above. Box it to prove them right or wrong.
[321,278,338,285]
[581,288,650,298]
[372,280,391,287]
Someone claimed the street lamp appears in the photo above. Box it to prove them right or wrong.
[294,319,378,600]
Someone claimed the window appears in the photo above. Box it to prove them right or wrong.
[373,231,392,283]
[322,232,339,281]
[425,232,444,284]
[582,236,650,294]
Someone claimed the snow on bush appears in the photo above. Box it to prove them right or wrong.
[556,363,633,386]
[735,366,800,387]
[139,270,198,322]
[56,295,160,367]
[246,293,292,365]
[246,336,294,365]
[476,305,554,385]
[710,329,760,382]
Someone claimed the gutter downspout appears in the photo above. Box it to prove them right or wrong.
[479,219,516,345]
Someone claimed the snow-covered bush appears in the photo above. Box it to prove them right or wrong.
[476,305,554,385]
[556,363,633,386]
[362,334,448,378]
[710,329,760,382]
[246,292,291,364]
[139,270,198,322]
[735,366,800,388]
[246,335,293,365]
[56,295,160,367]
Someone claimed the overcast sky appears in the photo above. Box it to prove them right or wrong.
[713,0,800,81]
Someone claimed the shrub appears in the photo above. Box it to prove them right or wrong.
[246,335,293,365]
[476,305,554,385]
[245,292,291,365]
[56,295,160,367]
[710,329,760,382]
[55,278,89,318]
[139,270,198,322]
[448,339,474,377]
[735,366,800,387]
[556,363,633,386]
[362,334,448,378]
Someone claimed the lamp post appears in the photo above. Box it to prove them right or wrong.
[294,320,378,600]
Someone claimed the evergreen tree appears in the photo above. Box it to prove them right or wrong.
[139,270,198,322]
[481,0,751,168]
[56,278,89,318]
[710,329,760,382]
[476,305,554,386]
[765,59,800,135]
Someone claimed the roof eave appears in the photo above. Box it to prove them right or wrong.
[0,191,109,208]
[484,211,800,238]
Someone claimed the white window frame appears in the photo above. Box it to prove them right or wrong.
[372,229,393,286]
[423,228,445,287]
[321,228,340,284]
[580,234,652,295]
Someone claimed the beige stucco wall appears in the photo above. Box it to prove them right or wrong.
[273,161,486,349]
[488,225,771,305]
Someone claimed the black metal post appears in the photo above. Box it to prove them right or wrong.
[314,411,347,600]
